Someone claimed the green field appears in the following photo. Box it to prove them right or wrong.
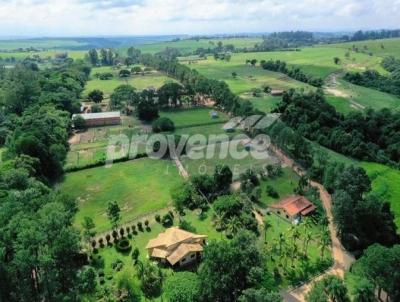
[84,66,176,97]
[159,108,229,128]
[185,57,313,95]
[181,140,280,180]
[325,78,400,112]
[328,38,400,59]
[134,37,262,55]
[60,158,182,233]
[241,94,282,113]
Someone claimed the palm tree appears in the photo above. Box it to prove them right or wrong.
[226,216,241,235]
[264,220,272,244]
[303,231,313,258]
[319,229,330,259]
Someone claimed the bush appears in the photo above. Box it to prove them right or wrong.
[91,240,97,248]
[126,226,130,233]
[112,230,118,239]
[119,69,131,78]
[179,220,196,233]
[105,234,111,242]
[155,214,161,222]
[116,238,132,253]
[131,225,137,233]
[137,221,143,231]
[144,220,149,226]
[162,213,173,227]
[131,247,140,262]
[119,227,125,237]
[266,185,279,198]
[152,117,175,133]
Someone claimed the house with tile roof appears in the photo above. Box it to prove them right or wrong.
[145,227,207,267]
[269,195,316,223]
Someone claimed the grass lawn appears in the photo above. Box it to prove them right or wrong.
[180,140,280,180]
[59,158,183,233]
[159,107,229,129]
[258,167,300,207]
[84,66,177,96]
[325,95,357,115]
[241,93,281,113]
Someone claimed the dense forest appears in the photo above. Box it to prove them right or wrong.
[0,61,91,301]
[273,89,400,165]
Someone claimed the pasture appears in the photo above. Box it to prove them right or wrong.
[241,94,281,113]
[185,57,313,95]
[84,66,176,97]
[60,158,182,233]
[325,78,400,112]
[134,37,262,54]
[181,139,280,180]
[159,107,229,128]
[328,38,400,59]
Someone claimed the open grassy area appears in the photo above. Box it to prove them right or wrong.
[181,140,280,180]
[84,66,176,97]
[185,57,313,95]
[59,158,182,233]
[258,167,300,207]
[328,38,400,59]
[135,37,262,55]
[160,107,229,129]
[241,93,281,113]
[326,78,400,112]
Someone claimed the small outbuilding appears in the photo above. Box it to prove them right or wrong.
[270,89,284,96]
[146,227,207,267]
[72,111,121,127]
[269,195,316,223]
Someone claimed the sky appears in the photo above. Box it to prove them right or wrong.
[0,0,399,37]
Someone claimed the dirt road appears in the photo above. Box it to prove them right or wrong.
[269,144,355,301]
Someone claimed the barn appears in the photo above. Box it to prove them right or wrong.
[72,111,121,127]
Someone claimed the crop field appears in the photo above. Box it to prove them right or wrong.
[159,107,229,128]
[60,158,182,233]
[134,37,262,54]
[328,38,400,59]
[84,66,176,97]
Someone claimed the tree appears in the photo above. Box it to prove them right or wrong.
[72,115,86,130]
[131,66,142,74]
[79,267,97,293]
[119,69,131,78]
[232,72,238,78]
[164,272,201,302]
[334,57,341,65]
[152,117,175,133]
[157,82,183,107]
[110,85,139,109]
[87,89,104,103]
[81,216,96,253]
[238,288,282,302]
[214,165,233,193]
[306,275,350,302]
[137,261,163,300]
[87,49,99,66]
[198,231,268,301]
[250,59,257,66]
[107,201,121,230]
[115,271,141,302]
[352,278,376,302]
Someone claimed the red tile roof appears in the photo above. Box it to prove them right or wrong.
[270,195,316,217]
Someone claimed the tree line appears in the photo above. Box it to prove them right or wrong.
[274,89,400,165]
[0,61,92,301]
[344,56,400,97]
[260,59,323,87]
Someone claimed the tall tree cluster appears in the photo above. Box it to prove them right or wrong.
[0,61,90,301]
[275,89,400,165]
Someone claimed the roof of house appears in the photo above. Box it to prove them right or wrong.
[146,227,207,265]
[270,195,316,217]
[146,227,206,249]
[72,111,120,120]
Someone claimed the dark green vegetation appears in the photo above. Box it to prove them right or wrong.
[0,62,90,300]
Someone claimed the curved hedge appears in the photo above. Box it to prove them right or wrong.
[116,238,132,252]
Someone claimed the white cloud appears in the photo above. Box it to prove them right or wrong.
[0,0,398,36]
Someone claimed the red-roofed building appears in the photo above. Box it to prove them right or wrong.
[269,195,316,222]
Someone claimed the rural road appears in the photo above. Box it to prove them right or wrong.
[269,144,355,302]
